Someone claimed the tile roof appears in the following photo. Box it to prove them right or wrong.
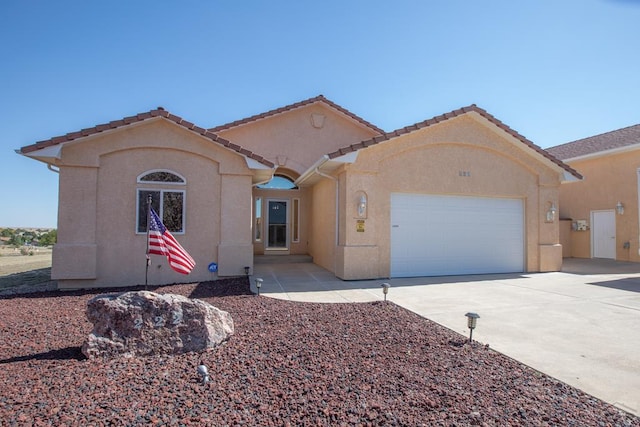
[327,104,582,180]
[546,124,640,161]
[18,108,275,168]
[209,94,385,134]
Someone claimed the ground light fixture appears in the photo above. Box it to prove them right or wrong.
[255,277,263,296]
[381,283,390,301]
[197,364,209,384]
[465,312,480,342]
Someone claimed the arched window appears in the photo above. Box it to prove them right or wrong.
[136,170,186,233]
[257,174,298,190]
[137,170,185,184]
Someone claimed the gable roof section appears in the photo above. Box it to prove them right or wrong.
[209,94,384,135]
[18,108,275,168]
[326,104,582,180]
[546,123,640,161]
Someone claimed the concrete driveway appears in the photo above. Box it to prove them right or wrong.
[252,258,640,416]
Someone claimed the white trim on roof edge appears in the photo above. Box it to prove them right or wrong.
[20,144,62,160]
[245,157,273,170]
[295,151,361,186]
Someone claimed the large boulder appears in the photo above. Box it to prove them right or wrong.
[82,291,234,359]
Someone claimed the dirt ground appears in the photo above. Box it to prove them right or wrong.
[0,247,53,290]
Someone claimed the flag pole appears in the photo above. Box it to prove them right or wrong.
[145,194,152,289]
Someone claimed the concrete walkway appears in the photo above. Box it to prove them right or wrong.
[252,258,640,416]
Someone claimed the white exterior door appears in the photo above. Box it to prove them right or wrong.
[591,210,616,259]
[390,193,524,277]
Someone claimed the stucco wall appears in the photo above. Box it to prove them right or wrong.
[559,219,573,258]
[217,103,379,175]
[53,119,254,289]
[330,114,562,279]
[559,150,640,262]
[308,178,338,272]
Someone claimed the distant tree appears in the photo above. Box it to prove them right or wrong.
[0,228,11,238]
[9,234,24,247]
[39,229,57,246]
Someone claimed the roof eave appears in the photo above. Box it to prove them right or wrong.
[463,111,583,181]
[17,111,275,169]
[210,95,384,135]
[295,151,359,186]
[559,142,640,163]
[562,170,582,183]
[324,105,582,181]
[17,144,62,164]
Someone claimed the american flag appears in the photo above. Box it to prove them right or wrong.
[148,208,196,274]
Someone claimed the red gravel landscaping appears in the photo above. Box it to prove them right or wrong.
[0,278,637,426]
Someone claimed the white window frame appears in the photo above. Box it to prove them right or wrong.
[137,169,186,185]
[136,170,187,235]
[254,196,263,242]
[292,198,300,243]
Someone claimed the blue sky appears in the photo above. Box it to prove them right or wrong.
[1,0,639,228]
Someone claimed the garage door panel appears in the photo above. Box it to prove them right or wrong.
[390,193,524,277]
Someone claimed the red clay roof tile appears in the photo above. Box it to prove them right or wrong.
[18,108,275,168]
[327,105,581,180]
[209,95,384,134]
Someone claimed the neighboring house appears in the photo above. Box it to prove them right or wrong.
[18,95,581,290]
[547,124,640,262]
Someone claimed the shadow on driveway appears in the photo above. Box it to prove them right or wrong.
[561,257,640,275]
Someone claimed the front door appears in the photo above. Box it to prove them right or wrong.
[592,210,616,259]
[266,199,289,251]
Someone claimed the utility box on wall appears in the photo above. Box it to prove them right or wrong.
[573,220,589,231]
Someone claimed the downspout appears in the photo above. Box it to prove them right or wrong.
[313,167,339,272]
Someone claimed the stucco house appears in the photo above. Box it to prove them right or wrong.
[18,95,581,290]
[547,124,640,262]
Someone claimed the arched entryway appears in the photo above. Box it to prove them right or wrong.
[253,168,307,256]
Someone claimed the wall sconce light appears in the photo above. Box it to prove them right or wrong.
[357,193,367,218]
[616,201,624,215]
[254,278,263,296]
[381,282,390,302]
[465,312,480,342]
[546,202,557,223]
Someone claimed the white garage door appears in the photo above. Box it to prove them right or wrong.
[390,193,524,277]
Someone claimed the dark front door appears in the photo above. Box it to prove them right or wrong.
[267,200,288,250]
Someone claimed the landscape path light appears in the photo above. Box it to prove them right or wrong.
[465,312,480,343]
[197,364,209,384]
[381,282,390,302]
[244,266,250,276]
[255,277,263,296]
